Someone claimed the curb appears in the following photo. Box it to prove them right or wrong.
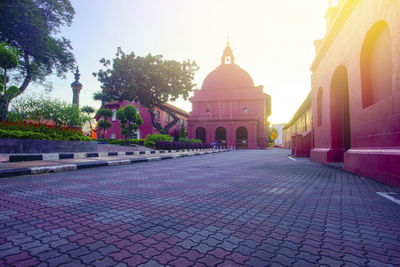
[0,150,229,179]
[4,149,216,163]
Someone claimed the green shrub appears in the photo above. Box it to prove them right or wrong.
[108,138,145,146]
[0,129,48,140]
[96,138,111,143]
[179,137,201,143]
[130,139,145,145]
[144,134,172,147]
[0,121,91,141]
[0,129,92,141]
[116,104,143,140]
[108,139,125,145]
[269,142,274,148]
[9,95,90,127]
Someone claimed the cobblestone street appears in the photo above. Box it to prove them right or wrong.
[0,149,399,266]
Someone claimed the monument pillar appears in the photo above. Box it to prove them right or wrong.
[71,67,82,107]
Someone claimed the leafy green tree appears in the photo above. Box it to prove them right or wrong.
[0,0,76,120]
[80,105,95,129]
[268,127,278,144]
[93,48,198,134]
[0,42,18,91]
[179,121,186,140]
[0,42,20,120]
[8,94,88,127]
[96,107,112,138]
[93,91,112,106]
[116,104,143,140]
[81,105,95,116]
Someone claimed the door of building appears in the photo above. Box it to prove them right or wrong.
[215,127,226,148]
[236,127,248,149]
[330,66,351,162]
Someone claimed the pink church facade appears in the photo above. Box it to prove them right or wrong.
[101,100,189,140]
[188,44,271,149]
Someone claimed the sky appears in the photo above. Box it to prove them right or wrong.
[29,0,332,124]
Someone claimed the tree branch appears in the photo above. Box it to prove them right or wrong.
[157,105,179,133]
[18,52,32,95]
[148,107,167,134]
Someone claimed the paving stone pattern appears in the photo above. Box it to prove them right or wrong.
[0,149,400,266]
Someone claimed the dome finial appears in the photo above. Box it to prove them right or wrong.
[226,32,230,47]
[74,66,80,82]
[221,36,234,65]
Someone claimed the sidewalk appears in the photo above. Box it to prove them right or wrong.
[0,148,228,178]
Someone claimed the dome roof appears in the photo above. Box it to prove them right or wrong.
[201,44,254,90]
[201,64,254,90]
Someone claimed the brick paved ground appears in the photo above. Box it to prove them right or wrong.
[0,149,400,266]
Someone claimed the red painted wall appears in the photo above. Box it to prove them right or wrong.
[101,100,188,140]
[310,1,400,186]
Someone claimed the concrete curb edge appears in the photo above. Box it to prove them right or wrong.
[0,150,229,179]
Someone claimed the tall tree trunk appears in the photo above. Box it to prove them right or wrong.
[148,108,168,134]
[148,106,180,135]
[0,96,10,121]
[164,110,179,132]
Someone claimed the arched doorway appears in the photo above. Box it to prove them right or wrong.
[330,65,351,162]
[195,127,206,143]
[215,127,226,147]
[236,127,248,149]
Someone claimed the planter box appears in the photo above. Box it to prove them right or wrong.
[0,138,97,153]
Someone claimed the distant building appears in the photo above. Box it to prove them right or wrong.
[283,92,312,156]
[101,101,189,140]
[271,123,286,147]
[310,0,400,186]
[188,42,271,149]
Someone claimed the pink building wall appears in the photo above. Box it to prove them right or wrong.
[188,44,271,149]
[310,1,400,186]
[101,100,189,140]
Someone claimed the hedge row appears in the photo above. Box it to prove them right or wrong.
[178,137,202,143]
[0,129,92,141]
[108,139,145,145]
[0,121,91,141]
[155,141,213,150]
[144,134,173,147]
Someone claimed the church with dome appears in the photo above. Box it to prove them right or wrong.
[188,43,271,149]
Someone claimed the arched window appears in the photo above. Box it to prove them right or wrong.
[360,21,392,108]
[112,109,117,121]
[317,87,323,126]
[225,56,231,64]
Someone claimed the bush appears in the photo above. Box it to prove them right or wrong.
[96,138,111,143]
[0,129,92,141]
[144,134,172,147]
[108,139,145,146]
[179,137,202,143]
[155,141,212,150]
[0,121,92,141]
[8,95,90,127]
[108,139,125,145]
[269,142,274,148]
